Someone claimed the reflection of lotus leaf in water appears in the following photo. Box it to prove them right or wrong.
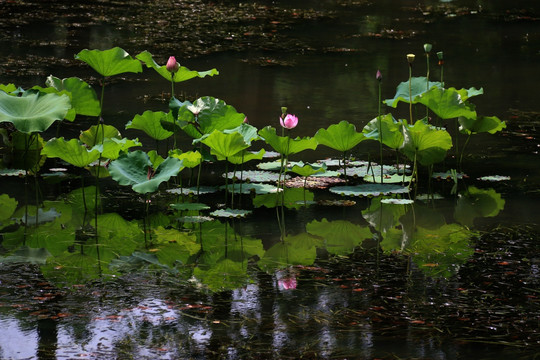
[454,187,505,228]
[253,188,314,209]
[258,233,323,272]
[306,218,372,256]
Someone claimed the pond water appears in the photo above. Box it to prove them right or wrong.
[0,0,539,359]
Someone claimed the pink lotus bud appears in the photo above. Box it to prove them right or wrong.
[166,56,179,73]
[280,114,298,130]
[243,117,249,124]
[376,69,382,81]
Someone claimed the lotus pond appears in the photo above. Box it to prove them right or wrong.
[0,0,539,359]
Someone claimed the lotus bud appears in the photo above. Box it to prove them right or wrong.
[166,56,180,73]
[280,114,298,130]
[407,53,415,64]
[243,116,249,124]
[280,106,288,117]
[437,51,444,65]
[423,43,432,53]
[376,69,382,82]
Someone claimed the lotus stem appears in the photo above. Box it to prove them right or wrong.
[225,159,229,206]
[408,64,413,125]
[196,143,202,196]
[459,134,472,172]
[378,79,383,184]
[170,73,177,149]
[425,53,430,121]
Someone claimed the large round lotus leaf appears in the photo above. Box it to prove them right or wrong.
[415,87,477,120]
[126,110,173,141]
[315,120,365,152]
[330,184,409,197]
[210,208,252,218]
[258,126,318,156]
[75,47,142,77]
[362,114,404,150]
[45,75,101,117]
[201,129,250,159]
[0,90,70,133]
[136,50,219,82]
[384,76,442,107]
[400,121,453,166]
[108,150,184,194]
[459,115,506,135]
[41,137,100,167]
[364,173,411,184]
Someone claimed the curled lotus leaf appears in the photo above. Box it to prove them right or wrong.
[226,149,265,165]
[384,77,442,107]
[363,114,404,150]
[201,129,250,159]
[400,121,453,166]
[75,47,142,77]
[136,50,219,83]
[415,87,477,120]
[258,126,318,156]
[0,90,70,133]
[80,124,121,147]
[108,150,184,194]
[169,150,203,168]
[289,162,327,177]
[45,76,101,117]
[459,115,506,135]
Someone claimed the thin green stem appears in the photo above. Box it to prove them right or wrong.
[409,64,413,124]
[425,53,430,120]
[378,80,383,184]
[459,134,472,172]
[170,73,177,149]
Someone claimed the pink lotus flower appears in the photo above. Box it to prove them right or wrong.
[166,56,179,73]
[376,69,382,81]
[280,114,298,129]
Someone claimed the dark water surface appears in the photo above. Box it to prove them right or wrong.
[0,0,539,359]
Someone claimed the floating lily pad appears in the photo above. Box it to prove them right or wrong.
[224,170,286,183]
[257,160,303,171]
[284,176,346,189]
[170,203,211,211]
[364,173,411,184]
[416,193,444,201]
[432,171,467,180]
[177,215,215,223]
[220,183,280,194]
[317,199,356,207]
[1,246,51,265]
[210,208,252,218]
[166,186,218,195]
[0,169,26,177]
[477,175,511,182]
[380,198,414,205]
[329,184,409,197]
[260,150,280,158]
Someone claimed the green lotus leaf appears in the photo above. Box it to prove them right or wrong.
[147,150,165,169]
[136,50,218,83]
[415,87,477,119]
[108,150,184,194]
[80,124,121,147]
[223,123,260,145]
[477,175,510,182]
[400,121,453,166]
[170,202,211,211]
[458,115,506,135]
[330,184,409,197]
[1,246,51,265]
[456,87,484,102]
[364,173,411,184]
[210,208,252,218]
[315,120,365,152]
[126,110,173,141]
[0,84,18,93]
[362,114,404,149]
[168,149,202,168]
[0,194,17,227]
[0,90,70,133]
[258,126,318,156]
[257,160,303,171]
[75,47,142,77]
[201,129,250,159]
[226,149,265,165]
[384,77,442,107]
[42,137,101,167]
[290,162,327,177]
[30,86,76,121]
[45,75,101,117]
[99,137,141,160]
[306,218,372,256]
[183,97,245,139]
